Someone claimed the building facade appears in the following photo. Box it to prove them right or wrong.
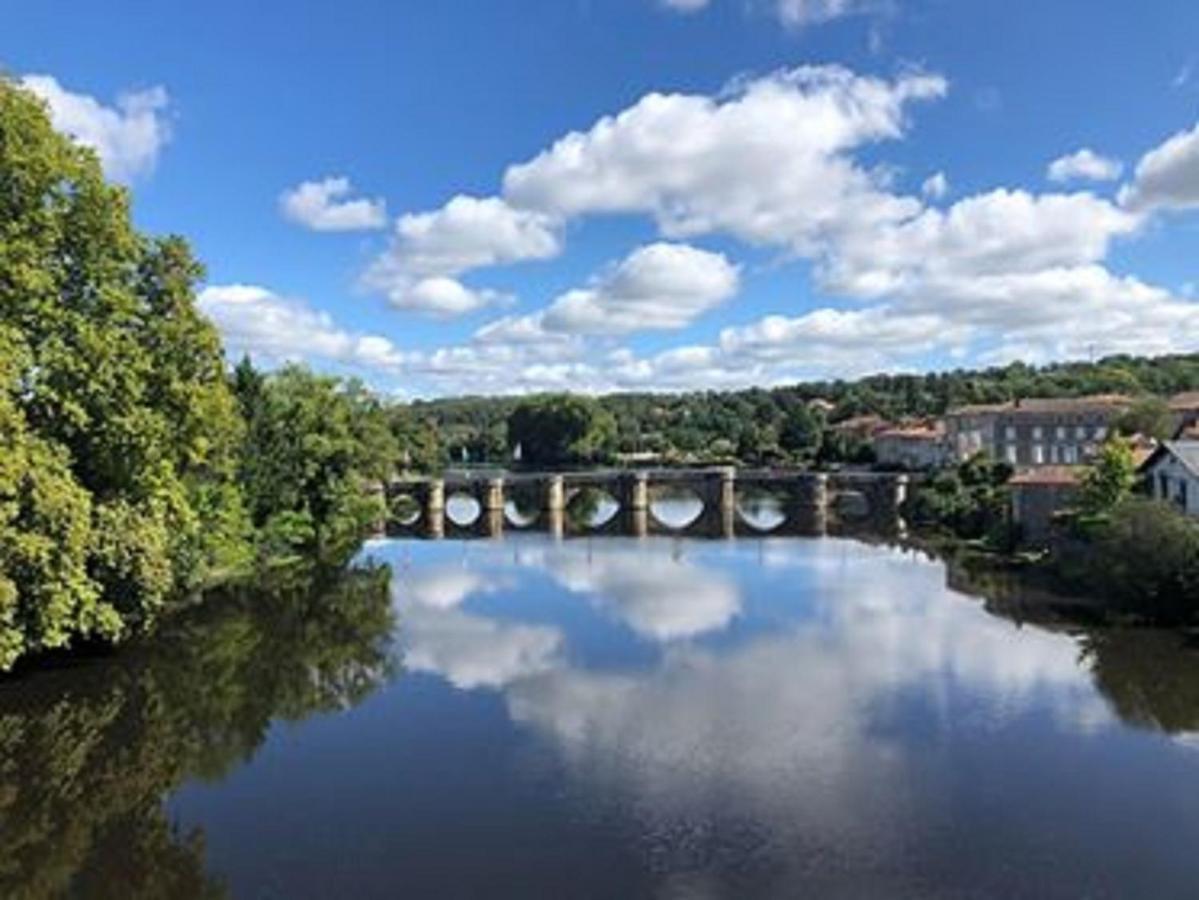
[1140,441,1199,519]
[873,425,950,470]
[945,395,1130,467]
[1009,466,1082,546]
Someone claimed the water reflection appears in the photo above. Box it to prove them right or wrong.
[0,560,396,899]
[648,486,704,530]
[5,535,1199,898]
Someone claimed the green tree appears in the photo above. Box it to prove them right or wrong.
[0,78,250,668]
[235,364,397,555]
[507,394,616,467]
[1116,396,1175,441]
[1088,498,1199,622]
[1078,437,1137,517]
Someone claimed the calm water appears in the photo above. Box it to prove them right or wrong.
[4,532,1199,898]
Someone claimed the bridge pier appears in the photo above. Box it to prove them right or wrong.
[786,473,828,536]
[424,478,445,539]
[543,475,565,538]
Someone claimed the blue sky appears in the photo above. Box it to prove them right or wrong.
[6,0,1199,396]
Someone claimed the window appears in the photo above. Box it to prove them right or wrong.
[1005,425,1017,440]
[1032,444,1044,465]
[1075,425,1087,440]
[1032,426,1043,440]
[1063,445,1077,464]
[1180,481,1189,511]
[1094,425,1107,440]
[1160,473,1170,499]
[1005,445,1018,464]
[1056,425,1067,441]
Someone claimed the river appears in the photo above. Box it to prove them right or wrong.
[2,525,1199,897]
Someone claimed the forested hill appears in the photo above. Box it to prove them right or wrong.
[397,353,1199,466]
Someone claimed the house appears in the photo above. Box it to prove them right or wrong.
[944,394,1131,467]
[873,423,950,470]
[828,414,891,442]
[1139,441,1199,519]
[1009,466,1083,545]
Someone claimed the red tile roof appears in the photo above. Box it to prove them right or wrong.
[1009,466,1083,487]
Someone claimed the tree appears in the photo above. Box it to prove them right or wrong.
[1116,396,1174,441]
[1088,499,1199,622]
[0,78,250,668]
[1078,437,1137,517]
[778,405,822,458]
[507,394,616,467]
[235,365,397,555]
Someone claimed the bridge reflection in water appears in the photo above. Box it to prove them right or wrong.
[384,468,911,540]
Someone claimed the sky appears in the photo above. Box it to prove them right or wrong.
[5,0,1199,398]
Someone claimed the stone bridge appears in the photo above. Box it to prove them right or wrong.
[383,468,911,539]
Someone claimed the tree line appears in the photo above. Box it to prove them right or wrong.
[395,359,1199,470]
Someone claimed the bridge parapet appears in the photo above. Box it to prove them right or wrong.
[384,467,909,540]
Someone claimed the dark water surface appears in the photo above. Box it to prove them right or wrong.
[4,533,1199,898]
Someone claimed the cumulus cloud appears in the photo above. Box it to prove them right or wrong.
[21,74,171,182]
[1046,148,1123,183]
[822,188,1140,298]
[197,283,406,372]
[660,0,710,11]
[362,195,560,316]
[279,176,386,231]
[503,65,945,250]
[541,242,739,336]
[921,171,949,199]
[1119,120,1199,212]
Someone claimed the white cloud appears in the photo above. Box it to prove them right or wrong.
[921,171,949,199]
[279,176,386,231]
[21,74,171,182]
[1047,148,1123,183]
[1119,120,1199,212]
[660,0,710,11]
[363,195,561,317]
[541,242,739,336]
[387,276,508,317]
[503,65,945,249]
[197,283,407,372]
[774,0,877,28]
[822,188,1140,298]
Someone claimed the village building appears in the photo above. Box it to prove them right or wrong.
[873,423,950,470]
[1139,441,1199,519]
[828,414,891,442]
[944,395,1131,467]
[1008,466,1083,545]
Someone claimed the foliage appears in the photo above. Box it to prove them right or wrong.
[903,454,1014,546]
[1,81,399,669]
[234,365,397,556]
[402,353,1199,468]
[0,79,249,669]
[507,394,617,466]
[1115,395,1175,441]
[1077,437,1137,518]
[1084,499,1199,622]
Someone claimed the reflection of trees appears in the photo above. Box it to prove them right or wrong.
[1082,630,1199,735]
[0,561,396,899]
[565,487,610,529]
[944,551,1199,737]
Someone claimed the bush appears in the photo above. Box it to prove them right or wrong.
[1089,498,1199,622]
